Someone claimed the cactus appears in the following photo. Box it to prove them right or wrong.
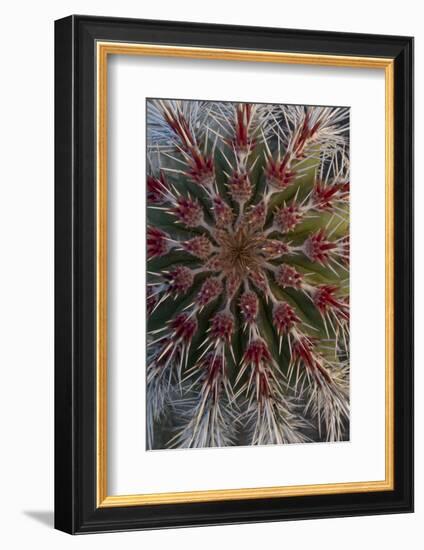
[146,99,350,449]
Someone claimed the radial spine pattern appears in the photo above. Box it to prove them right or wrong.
[146,99,350,449]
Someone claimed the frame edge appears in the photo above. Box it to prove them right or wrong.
[54,14,77,535]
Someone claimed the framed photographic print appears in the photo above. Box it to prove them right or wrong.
[54,15,414,534]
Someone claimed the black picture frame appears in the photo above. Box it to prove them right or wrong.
[55,14,414,534]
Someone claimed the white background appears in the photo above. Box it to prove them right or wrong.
[108,57,386,495]
[0,1,420,549]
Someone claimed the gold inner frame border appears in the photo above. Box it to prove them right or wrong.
[96,42,394,508]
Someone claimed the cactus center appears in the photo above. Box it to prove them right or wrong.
[214,226,265,278]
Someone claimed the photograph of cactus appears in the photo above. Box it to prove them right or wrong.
[146,98,350,450]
